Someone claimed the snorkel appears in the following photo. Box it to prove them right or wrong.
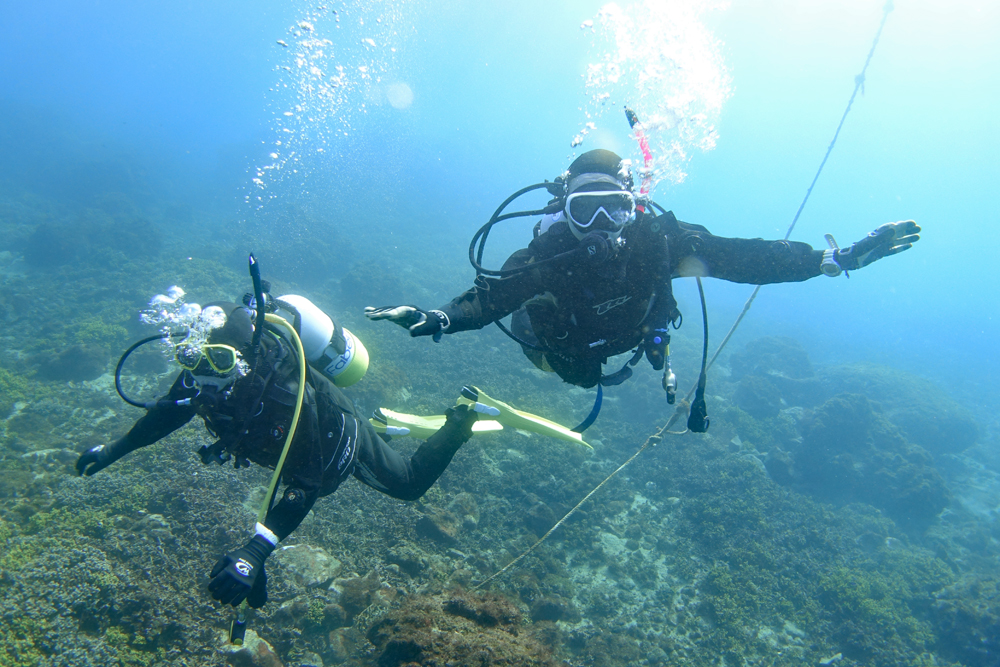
[625,106,653,203]
[248,254,267,354]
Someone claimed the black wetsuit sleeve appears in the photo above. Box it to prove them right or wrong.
[436,247,546,333]
[352,418,469,502]
[672,221,824,284]
[102,374,198,464]
[262,486,318,541]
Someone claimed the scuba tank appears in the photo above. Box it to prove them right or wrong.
[274,294,369,387]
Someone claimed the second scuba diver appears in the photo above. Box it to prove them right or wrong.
[366,149,920,391]
[76,283,479,610]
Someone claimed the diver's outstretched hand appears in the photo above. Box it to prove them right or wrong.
[834,220,921,272]
[208,535,274,608]
[365,305,449,340]
[75,443,113,476]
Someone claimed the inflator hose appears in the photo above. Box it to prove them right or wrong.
[231,313,307,645]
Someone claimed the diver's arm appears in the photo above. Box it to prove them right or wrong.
[261,484,319,541]
[121,373,199,442]
[76,374,197,475]
[672,222,823,284]
[436,248,545,332]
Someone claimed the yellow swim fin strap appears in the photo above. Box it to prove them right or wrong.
[370,407,502,440]
[257,314,308,524]
[458,386,592,449]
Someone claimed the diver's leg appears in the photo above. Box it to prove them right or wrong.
[353,406,476,501]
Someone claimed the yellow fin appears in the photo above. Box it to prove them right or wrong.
[459,386,592,449]
[371,409,504,440]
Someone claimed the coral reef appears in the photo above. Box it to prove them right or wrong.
[339,263,404,311]
[785,393,950,531]
[366,589,557,667]
[729,335,814,380]
[0,184,996,667]
[728,339,979,457]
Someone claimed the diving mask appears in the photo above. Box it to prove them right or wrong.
[565,190,636,235]
[175,343,241,375]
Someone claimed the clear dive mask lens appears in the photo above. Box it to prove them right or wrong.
[565,191,636,232]
[175,343,240,374]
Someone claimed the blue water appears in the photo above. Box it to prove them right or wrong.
[3,1,1000,662]
[5,0,995,393]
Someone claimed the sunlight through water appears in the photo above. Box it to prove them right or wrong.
[576,0,733,191]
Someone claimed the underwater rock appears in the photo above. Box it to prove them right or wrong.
[530,596,580,623]
[448,491,480,530]
[770,363,979,457]
[21,221,80,266]
[820,364,980,457]
[366,590,557,667]
[385,544,427,577]
[524,501,558,536]
[135,512,175,545]
[272,595,310,626]
[274,544,342,588]
[789,393,950,531]
[21,208,162,269]
[339,262,403,309]
[298,651,324,667]
[220,629,283,667]
[728,338,979,458]
[330,570,380,623]
[35,343,109,382]
[322,603,348,631]
[929,576,1000,667]
[326,627,354,664]
[733,374,783,420]
[443,589,520,627]
[414,507,460,545]
[729,336,813,380]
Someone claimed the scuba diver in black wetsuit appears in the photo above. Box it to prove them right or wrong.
[366,148,920,393]
[76,287,478,611]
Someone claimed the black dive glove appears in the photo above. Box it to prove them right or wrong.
[365,305,450,341]
[208,535,275,608]
[823,220,921,275]
[76,442,117,476]
[441,403,477,442]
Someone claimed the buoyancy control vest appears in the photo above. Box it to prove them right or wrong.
[521,209,681,361]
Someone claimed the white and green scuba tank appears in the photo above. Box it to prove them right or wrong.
[275,294,369,387]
